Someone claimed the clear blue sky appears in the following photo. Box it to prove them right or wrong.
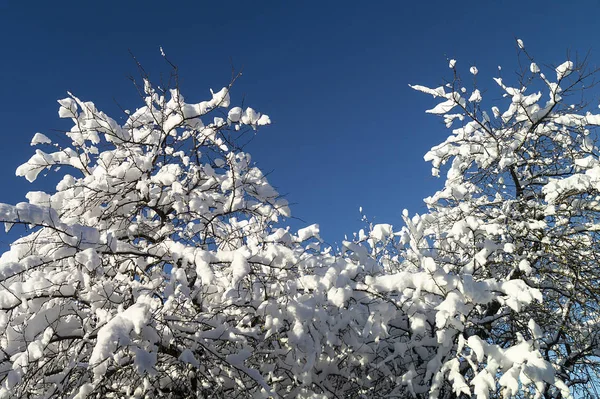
[0,0,598,246]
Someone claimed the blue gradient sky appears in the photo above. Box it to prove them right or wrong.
[0,0,598,246]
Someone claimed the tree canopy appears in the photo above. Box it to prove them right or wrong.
[0,41,599,398]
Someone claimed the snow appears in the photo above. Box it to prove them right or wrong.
[519,259,532,274]
[257,114,271,126]
[492,106,500,118]
[178,348,199,367]
[209,87,230,108]
[75,248,101,272]
[228,106,243,122]
[241,107,259,125]
[296,224,320,241]
[370,223,393,241]
[0,202,61,228]
[73,383,94,399]
[426,98,457,114]
[327,287,351,307]
[530,62,540,73]
[57,97,77,118]
[151,164,180,185]
[556,60,574,80]
[89,300,151,380]
[503,243,515,253]
[471,369,495,399]
[528,319,543,340]
[468,89,482,102]
[586,113,600,125]
[230,251,250,287]
[30,133,51,145]
[409,84,446,98]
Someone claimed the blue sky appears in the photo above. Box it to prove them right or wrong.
[0,0,598,246]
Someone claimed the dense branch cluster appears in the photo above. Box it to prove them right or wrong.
[0,42,599,398]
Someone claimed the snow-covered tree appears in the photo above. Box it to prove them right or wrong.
[407,40,600,398]
[0,64,324,397]
[1,42,598,399]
